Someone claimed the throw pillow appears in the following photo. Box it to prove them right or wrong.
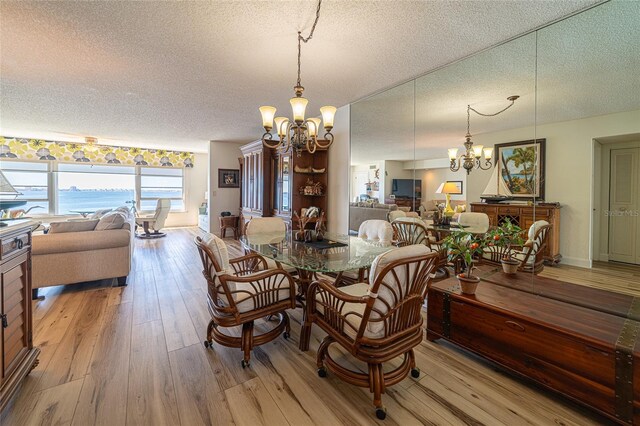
[95,211,127,230]
[49,219,99,234]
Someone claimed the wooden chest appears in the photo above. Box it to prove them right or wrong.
[427,279,640,424]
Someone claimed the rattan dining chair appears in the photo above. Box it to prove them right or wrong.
[195,233,296,367]
[393,218,450,279]
[482,220,551,274]
[304,245,438,419]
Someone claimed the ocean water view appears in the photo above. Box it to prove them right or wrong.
[12,189,183,215]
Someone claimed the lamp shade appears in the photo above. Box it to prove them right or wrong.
[448,148,458,161]
[307,118,321,137]
[320,106,336,129]
[259,106,276,129]
[483,147,493,160]
[472,145,484,158]
[274,117,289,137]
[436,181,462,194]
[290,97,308,122]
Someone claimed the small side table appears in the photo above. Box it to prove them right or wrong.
[219,215,239,239]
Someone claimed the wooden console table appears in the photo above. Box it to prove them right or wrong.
[427,274,639,425]
[470,202,561,263]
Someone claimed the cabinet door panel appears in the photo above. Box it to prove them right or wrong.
[1,259,29,376]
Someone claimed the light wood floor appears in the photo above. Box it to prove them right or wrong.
[540,260,640,297]
[1,227,622,426]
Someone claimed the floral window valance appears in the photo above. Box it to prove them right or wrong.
[0,136,194,168]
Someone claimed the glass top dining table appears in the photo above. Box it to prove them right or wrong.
[240,232,393,274]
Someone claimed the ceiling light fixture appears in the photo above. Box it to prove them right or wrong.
[449,95,519,174]
[84,136,100,152]
[259,0,336,156]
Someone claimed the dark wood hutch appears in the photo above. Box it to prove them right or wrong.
[240,140,329,229]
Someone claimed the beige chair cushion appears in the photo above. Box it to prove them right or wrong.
[528,220,549,240]
[388,210,406,222]
[49,219,99,234]
[202,233,230,275]
[245,217,286,235]
[95,211,127,230]
[224,278,292,313]
[358,220,393,245]
[315,282,369,339]
[457,212,490,234]
[368,244,431,336]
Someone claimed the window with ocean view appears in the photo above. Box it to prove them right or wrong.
[0,159,185,215]
[57,164,135,215]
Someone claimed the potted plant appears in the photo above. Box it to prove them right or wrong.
[487,219,524,275]
[442,232,485,295]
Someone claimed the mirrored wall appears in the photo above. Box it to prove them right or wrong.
[350,0,640,299]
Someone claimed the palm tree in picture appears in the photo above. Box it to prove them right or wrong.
[508,147,536,194]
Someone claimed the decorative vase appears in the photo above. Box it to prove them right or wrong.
[457,274,480,295]
[500,258,520,275]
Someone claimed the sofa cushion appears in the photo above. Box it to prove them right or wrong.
[32,229,130,255]
[49,219,99,234]
[95,211,127,230]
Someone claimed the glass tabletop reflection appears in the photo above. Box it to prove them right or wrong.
[240,232,393,273]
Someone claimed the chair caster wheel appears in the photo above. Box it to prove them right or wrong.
[317,367,327,378]
[241,360,250,369]
[411,367,420,378]
[283,331,290,340]
[203,340,211,348]
[375,407,387,420]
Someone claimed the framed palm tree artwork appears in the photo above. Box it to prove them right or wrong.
[494,139,546,200]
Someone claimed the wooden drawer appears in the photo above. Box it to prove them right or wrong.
[496,206,521,215]
[1,232,30,260]
[448,300,616,414]
[472,205,497,215]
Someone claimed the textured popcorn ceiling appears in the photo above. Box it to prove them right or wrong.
[351,1,640,163]
[0,0,601,152]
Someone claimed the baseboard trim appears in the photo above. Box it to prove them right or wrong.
[560,257,592,268]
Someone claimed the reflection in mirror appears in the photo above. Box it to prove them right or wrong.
[414,32,537,289]
[349,81,415,235]
[536,1,640,299]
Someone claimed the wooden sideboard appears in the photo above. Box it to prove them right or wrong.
[470,202,561,263]
[427,276,639,425]
[0,219,40,411]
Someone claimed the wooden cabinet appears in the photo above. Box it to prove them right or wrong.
[240,140,329,228]
[428,279,640,425]
[470,202,561,263]
[240,140,273,224]
[0,220,40,411]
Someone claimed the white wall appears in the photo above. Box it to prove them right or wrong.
[462,109,640,267]
[327,105,350,234]
[420,168,467,205]
[165,152,207,227]
[207,141,243,233]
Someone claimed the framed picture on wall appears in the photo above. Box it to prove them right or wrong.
[494,139,546,200]
[448,180,463,194]
[218,169,240,188]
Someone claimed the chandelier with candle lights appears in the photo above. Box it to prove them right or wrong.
[259,0,336,156]
[449,96,519,174]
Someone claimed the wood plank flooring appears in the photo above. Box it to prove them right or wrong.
[2,227,628,425]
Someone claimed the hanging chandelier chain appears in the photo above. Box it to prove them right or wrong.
[296,0,323,88]
[466,96,518,137]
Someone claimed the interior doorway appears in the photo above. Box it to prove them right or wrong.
[594,135,640,266]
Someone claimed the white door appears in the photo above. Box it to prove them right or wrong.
[609,148,639,264]
[352,171,369,201]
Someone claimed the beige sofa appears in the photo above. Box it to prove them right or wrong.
[31,209,135,294]
[349,202,398,233]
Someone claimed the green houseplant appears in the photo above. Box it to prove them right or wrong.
[442,232,485,295]
[486,219,524,274]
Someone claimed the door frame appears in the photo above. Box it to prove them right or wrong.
[593,138,640,262]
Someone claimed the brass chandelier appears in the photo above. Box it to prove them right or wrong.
[259,0,336,156]
[449,95,519,174]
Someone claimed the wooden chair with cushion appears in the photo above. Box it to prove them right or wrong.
[303,245,438,419]
[456,212,490,234]
[482,220,551,274]
[335,219,393,285]
[393,218,450,279]
[195,233,296,367]
[244,217,297,274]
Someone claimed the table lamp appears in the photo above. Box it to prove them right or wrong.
[436,181,462,216]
